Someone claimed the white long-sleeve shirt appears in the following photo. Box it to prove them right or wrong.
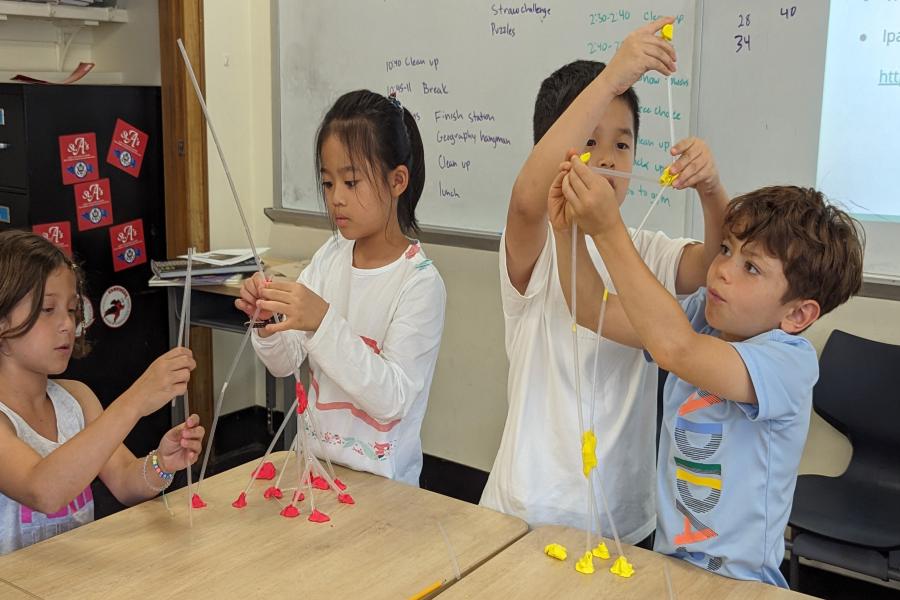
[252,235,446,484]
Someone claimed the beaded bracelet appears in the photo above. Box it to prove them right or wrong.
[142,449,175,493]
[152,450,174,480]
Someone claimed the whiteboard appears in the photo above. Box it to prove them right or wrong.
[274,0,699,241]
[692,1,900,282]
[693,0,828,200]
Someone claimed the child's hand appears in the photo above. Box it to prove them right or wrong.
[601,17,677,96]
[668,137,721,194]
[235,273,273,320]
[257,282,330,333]
[548,157,575,232]
[157,414,205,472]
[129,348,196,416]
[562,158,622,237]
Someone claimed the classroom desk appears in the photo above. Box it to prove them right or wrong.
[439,525,815,599]
[0,451,528,599]
[165,259,309,449]
[0,578,41,599]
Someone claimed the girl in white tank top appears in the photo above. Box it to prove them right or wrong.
[0,381,93,554]
[0,230,205,555]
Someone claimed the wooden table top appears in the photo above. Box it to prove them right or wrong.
[438,525,815,599]
[0,578,42,599]
[0,452,527,599]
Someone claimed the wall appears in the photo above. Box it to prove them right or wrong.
[0,20,94,76]
[0,0,159,85]
[203,0,262,415]
[92,0,161,86]
[201,0,900,476]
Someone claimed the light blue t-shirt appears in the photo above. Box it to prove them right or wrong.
[652,288,817,587]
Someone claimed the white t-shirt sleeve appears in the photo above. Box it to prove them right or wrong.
[631,229,696,294]
[498,226,554,319]
[304,268,446,423]
[250,245,326,377]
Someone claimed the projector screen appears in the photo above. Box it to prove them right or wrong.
[817,1,900,281]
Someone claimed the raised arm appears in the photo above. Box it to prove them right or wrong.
[665,137,730,294]
[506,17,677,293]
[562,159,757,404]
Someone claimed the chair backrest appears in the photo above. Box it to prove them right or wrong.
[814,329,900,482]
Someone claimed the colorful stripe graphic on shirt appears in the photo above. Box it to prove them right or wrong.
[674,545,724,572]
[674,499,719,545]
[674,417,722,460]
[671,389,723,565]
[678,389,724,415]
[675,457,721,513]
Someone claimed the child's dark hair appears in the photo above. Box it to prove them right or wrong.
[533,60,641,145]
[314,89,425,236]
[724,186,864,317]
[0,230,89,358]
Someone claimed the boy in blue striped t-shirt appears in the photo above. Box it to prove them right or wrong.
[553,173,863,587]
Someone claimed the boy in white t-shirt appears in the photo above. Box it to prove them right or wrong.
[480,18,729,546]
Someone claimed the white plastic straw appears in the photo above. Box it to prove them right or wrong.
[180,248,194,527]
[437,521,461,581]
[590,166,659,186]
[569,226,591,555]
[274,434,297,492]
[664,560,677,600]
[593,467,625,560]
[175,39,264,278]
[239,395,299,498]
[299,426,316,513]
[581,182,670,561]
[666,77,676,151]
[196,309,261,491]
[634,183,671,234]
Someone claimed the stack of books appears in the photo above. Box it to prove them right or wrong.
[149,248,266,287]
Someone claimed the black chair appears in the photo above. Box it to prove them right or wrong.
[789,330,900,589]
